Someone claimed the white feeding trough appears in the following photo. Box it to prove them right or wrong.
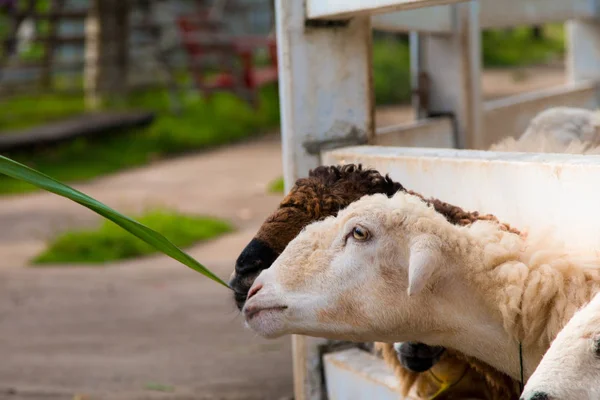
[320,146,600,399]
[324,146,600,252]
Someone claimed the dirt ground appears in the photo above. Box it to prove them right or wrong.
[0,65,565,400]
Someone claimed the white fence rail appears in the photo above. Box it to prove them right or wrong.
[371,0,598,32]
[306,0,468,20]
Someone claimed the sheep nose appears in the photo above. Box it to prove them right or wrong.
[247,283,263,300]
[524,392,549,400]
[396,342,446,373]
[227,271,237,288]
[235,238,279,275]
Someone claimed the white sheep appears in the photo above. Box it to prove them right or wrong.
[521,291,600,400]
[490,107,600,155]
[242,190,600,384]
[386,105,600,389]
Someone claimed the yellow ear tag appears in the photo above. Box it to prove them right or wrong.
[427,366,469,400]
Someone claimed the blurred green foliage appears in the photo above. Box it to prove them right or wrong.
[0,93,86,131]
[0,85,280,194]
[372,24,565,104]
[372,37,412,106]
[267,176,285,194]
[0,22,566,194]
[482,24,565,67]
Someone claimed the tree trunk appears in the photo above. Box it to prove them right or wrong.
[84,0,130,110]
[532,25,544,40]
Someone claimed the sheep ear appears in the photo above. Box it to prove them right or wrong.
[407,235,442,296]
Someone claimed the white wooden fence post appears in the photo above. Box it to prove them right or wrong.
[416,1,482,149]
[274,0,600,398]
[275,1,374,399]
[566,5,600,87]
[276,0,374,193]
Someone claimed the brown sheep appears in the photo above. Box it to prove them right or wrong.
[229,164,520,400]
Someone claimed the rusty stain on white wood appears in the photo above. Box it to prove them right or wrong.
[324,146,600,251]
[483,81,599,149]
[307,0,468,21]
[375,117,455,148]
[324,348,406,400]
[371,0,597,33]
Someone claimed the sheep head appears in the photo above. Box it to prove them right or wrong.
[229,164,403,310]
[521,292,600,400]
[243,191,455,342]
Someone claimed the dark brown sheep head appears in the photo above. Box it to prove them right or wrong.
[229,164,403,310]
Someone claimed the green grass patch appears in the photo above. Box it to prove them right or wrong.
[0,84,280,195]
[144,382,175,393]
[0,93,86,132]
[267,176,285,194]
[33,210,234,265]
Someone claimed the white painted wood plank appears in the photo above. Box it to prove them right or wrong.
[324,146,600,251]
[418,2,482,149]
[567,19,600,84]
[480,0,596,29]
[483,81,599,149]
[307,0,467,21]
[291,335,330,400]
[275,1,374,399]
[372,5,452,33]
[371,0,597,33]
[276,0,373,192]
[323,349,404,400]
[375,117,455,148]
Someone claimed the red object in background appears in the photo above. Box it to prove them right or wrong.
[176,14,278,107]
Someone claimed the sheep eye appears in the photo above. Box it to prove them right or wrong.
[352,226,370,241]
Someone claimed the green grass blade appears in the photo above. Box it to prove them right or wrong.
[0,155,229,288]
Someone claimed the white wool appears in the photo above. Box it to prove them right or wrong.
[489,107,600,154]
[521,292,600,400]
[382,192,600,349]
[379,194,600,378]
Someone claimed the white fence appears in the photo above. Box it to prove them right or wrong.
[274,0,600,399]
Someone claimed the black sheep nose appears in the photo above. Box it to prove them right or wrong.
[235,238,279,276]
[396,342,446,373]
[398,342,446,359]
[522,392,549,400]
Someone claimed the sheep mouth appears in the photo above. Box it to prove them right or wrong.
[233,289,250,310]
[244,305,288,321]
[228,272,260,310]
